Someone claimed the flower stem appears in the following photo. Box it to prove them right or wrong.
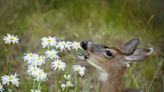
[33,80,36,89]
[75,74,79,92]
[37,81,41,90]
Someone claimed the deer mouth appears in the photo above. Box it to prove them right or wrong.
[77,51,89,60]
[77,41,90,60]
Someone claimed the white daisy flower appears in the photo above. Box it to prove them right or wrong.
[71,41,81,50]
[56,41,66,51]
[27,66,41,76]
[61,80,73,90]
[23,53,39,63]
[25,54,46,66]
[35,55,46,66]
[41,36,57,48]
[0,83,4,92]
[1,75,10,85]
[62,74,74,89]
[1,73,19,87]
[61,83,66,90]
[65,41,72,50]
[45,49,59,60]
[66,80,74,87]
[9,73,19,87]
[27,66,47,82]
[73,65,86,76]
[34,70,47,82]
[64,74,71,80]
[3,34,19,44]
[31,89,41,92]
[51,59,66,71]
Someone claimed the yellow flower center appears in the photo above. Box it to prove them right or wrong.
[38,72,42,76]
[9,37,14,41]
[29,54,33,57]
[48,39,52,43]
[33,68,37,72]
[57,63,61,67]
[37,58,42,60]
[9,76,13,80]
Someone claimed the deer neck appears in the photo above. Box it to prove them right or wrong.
[99,67,125,92]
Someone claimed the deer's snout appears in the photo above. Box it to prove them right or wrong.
[80,41,88,50]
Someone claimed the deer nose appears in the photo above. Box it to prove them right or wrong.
[80,41,88,50]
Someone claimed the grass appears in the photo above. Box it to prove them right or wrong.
[0,0,163,92]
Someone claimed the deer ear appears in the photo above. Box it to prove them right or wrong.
[122,38,140,55]
[125,48,153,61]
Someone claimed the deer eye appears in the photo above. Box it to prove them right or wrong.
[103,50,114,59]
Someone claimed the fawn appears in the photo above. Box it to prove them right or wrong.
[79,38,153,92]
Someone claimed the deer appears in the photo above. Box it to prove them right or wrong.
[78,38,153,92]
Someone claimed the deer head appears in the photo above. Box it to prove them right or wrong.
[79,38,153,92]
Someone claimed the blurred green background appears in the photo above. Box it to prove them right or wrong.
[0,0,163,92]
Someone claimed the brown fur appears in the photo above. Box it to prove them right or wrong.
[99,67,125,92]
[80,39,152,92]
[87,49,128,92]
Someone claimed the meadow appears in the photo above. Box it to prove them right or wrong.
[0,0,163,92]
